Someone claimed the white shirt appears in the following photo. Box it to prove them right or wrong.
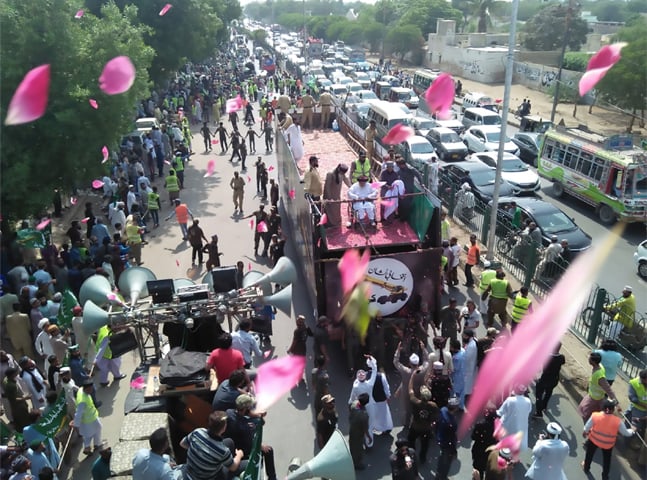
[497,394,533,451]
[460,306,482,330]
[231,330,262,364]
[127,191,137,213]
[347,182,378,201]
[34,331,54,359]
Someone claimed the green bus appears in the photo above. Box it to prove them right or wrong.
[537,128,647,224]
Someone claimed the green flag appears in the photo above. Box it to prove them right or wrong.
[241,422,263,480]
[33,393,68,438]
[16,228,46,248]
[56,289,79,330]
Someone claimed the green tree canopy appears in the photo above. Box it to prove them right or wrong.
[398,0,462,36]
[0,0,154,221]
[522,3,589,51]
[385,24,424,59]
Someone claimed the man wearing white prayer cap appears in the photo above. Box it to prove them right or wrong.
[393,341,430,427]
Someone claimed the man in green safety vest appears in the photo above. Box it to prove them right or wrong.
[628,369,647,434]
[73,378,102,455]
[511,286,533,332]
[482,270,512,327]
[94,325,127,387]
[350,151,372,184]
[478,261,497,314]
[165,169,180,203]
[577,352,619,423]
[147,186,161,228]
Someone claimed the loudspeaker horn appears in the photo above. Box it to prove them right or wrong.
[79,275,113,307]
[248,257,297,289]
[118,266,157,306]
[286,429,355,480]
[174,278,195,290]
[263,285,292,316]
[82,300,110,335]
[243,270,273,296]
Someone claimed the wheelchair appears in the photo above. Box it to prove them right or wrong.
[346,200,378,230]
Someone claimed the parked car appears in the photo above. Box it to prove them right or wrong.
[411,116,436,137]
[495,197,592,255]
[462,125,519,155]
[441,161,515,203]
[511,132,542,166]
[433,118,465,136]
[356,90,378,101]
[135,117,160,133]
[401,136,437,171]
[635,239,647,279]
[471,152,540,194]
[426,127,468,162]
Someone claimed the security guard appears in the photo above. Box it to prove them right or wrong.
[172,150,185,189]
[350,151,372,183]
[125,217,143,265]
[318,90,333,129]
[483,270,512,327]
[478,261,497,314]
[511,286,533,331]
[364,120,377,160]
[164,169,180,203]
[147,186,161,228]
[73,378,102,455]
[301,90,315,130]
[628,369,647,430]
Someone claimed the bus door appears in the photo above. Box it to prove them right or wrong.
[605,166,625,198]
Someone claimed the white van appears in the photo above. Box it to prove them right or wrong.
[366,100,413,143]
[462,92,498,112]
[462,107,502,128]
[330,84,348,98]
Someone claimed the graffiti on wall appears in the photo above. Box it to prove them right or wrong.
[515,63,540,82]
[460,60,484,76]
[541,71,557,87]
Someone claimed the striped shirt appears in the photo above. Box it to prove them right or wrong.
[183,429,232,480]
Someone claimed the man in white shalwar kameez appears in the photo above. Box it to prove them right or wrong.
[371,369,394,434]
[348,356,378,445]
[462,329,478,406]
[347,176,378,226]
[525,422,569,480]
[497,386,533,451]
[71,306,96,364]
[34,319,54,374]
[18,357,48,411]
[393,343,430,427]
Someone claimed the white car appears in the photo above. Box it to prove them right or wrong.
[635,239,647,279]
[346,82,362,94]
[354,72,371,89]
[471,151,540,194]
[356,90,378,101]
[135,117,160,133]
[402,136,437,171]
[462,125,519,155]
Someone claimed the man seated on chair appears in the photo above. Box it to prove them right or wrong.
[379,161,405,222]
[347,175,378,228]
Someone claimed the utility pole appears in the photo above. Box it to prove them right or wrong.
[486,0,520,261]
[550,0,576,123]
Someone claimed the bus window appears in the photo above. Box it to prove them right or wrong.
[564,147,579,169]
[634,169,647,197]
[590,157,605,181]
[554,146,565,164]
[576,152,593,177]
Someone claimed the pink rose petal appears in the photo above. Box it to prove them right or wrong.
[74,10,84,19]
[92,179,104,189]
[318,213,328,226]
[101,145,109,163]
[211,139,219,144]
[247,175,252,183]
[424,73,455,119]
[4,65,50,126]
[249,219,255,230]
[99,56,136,95]
[81,217,90,224]
[268,166,275,172]
[579,43,627,96]
[248,262,252,271]
[36,219,51,230]
[70,197,78,205]
[371,181,386,189]
[159,3,172,16]
[254,355,306,411]
[382,123,414,145]
[89,99,98,109]
[337,248,370,297]
[458,229,619,438]
[380,198,395,208]
[176,259,180,267]
[288,189,296,200]
[317,237,322,247]
[106,292,117,302]
[494,418,507,440]
[263,350,271,358]
[226,95,243,114]
[204,160,216,177]
[257,221,268,233]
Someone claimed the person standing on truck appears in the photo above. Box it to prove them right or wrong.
[395,158,422,221]
[350,151,372,183]
[300,90,315,130]
[318,90,333,129]
[364,120,377,160]
[304,155,323,202]
[323,163,351,227]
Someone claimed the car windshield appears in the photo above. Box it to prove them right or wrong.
[482,115,502,125]
[441,132,461,143]
[398,92,410,100]
[534,210,577,234]
[359,91,377,100]
[484,131,510,143]
[356,104,369,115]
[417,120,435,130]
[411,142,434,154]
[469,169,496,186]
[501,158,528,172]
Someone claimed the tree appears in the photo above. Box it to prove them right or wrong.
[591,1,629,23]
[398,0,463,36]
[385,24,424,60]
[522,4,589,51]
[0,0,154,221]
[363,22,385,53]
[595,17,647,129]
[563,52,591,72]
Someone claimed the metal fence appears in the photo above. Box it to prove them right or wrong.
[437,169,646,379]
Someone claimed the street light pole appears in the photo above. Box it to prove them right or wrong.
[550,1,575,123]
[486,0,520,261]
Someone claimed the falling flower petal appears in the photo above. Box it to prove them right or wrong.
[340,283,374,341]
[579,43,627,96]
[494,418,507,440]
[36,219,51,230]
[249,219,255,230]
[424,73,455,119]
[254,355,306,411]
[101,145,109,163]
[159,3,172,16]
[257,221,268,233]
[130,377,146,389]
[380,198,395,208]
[382,123,414,145]
[317,237,322,247]
[263,350,271,358]
[288,189,296,200]
[164,160,171,165]
[268,166,275,172]
[81,217,90,224]
[247,175,252,183]
[92,179,104,189]
[211,139,219,145]
[248,262,252,271]
[226,95,244,114]
[318,213,328,226]
[99,56,136,95]
[370,181,386,189]
[204,160,216,177]
[89,99,98,109]
[176,259,180,267]
[458,227,621,438]
[70,197,77,205]
[74,10,84,19]
[488,432,523,462]
[4,65,50,126]
[338,248,371,296]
